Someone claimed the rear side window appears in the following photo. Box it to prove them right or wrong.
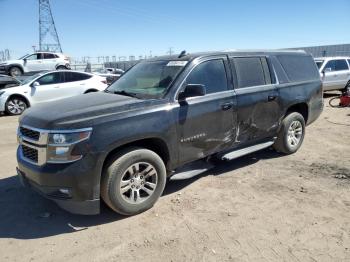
[64,72,92,82]
[185,59,228,94]
[277,55,319,82]
[324,59,349,71]
[232,57,271,88]
[43,53,56,59]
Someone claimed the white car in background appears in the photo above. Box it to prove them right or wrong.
[0,70,107,115]
[93,68,125,84]
[315,57,350,91]
[0,52,71,77]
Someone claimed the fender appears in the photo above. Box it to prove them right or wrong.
[6,63,24,74]
[98,133,172,168]
[55,63,70,69]
[6,93,31,107]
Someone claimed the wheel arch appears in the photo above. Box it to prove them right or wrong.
[55,63,67,70]
[101,137,171,174]
[8,64,24,74]
[6,94,31,107]
[285,102,309,123]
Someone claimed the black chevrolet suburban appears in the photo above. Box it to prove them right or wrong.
[16,50,323,215]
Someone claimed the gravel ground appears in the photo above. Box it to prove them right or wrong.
[0,94,349,262]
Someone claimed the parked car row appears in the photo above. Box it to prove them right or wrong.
[0,70,107,115]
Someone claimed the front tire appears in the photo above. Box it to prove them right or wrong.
[101,147,166,215]
[273,112,305,154]
[5,97,27,115]
[9,66,22,77]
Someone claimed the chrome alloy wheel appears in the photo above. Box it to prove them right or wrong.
[287,120,303,147]
[120,162,158,204]
[10,67,21,76]
[7,99,26,115]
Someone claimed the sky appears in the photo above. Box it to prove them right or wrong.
[1,0,350,61]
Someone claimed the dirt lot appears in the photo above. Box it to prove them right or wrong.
[0,95,349,262]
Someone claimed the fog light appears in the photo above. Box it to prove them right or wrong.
[55,147,69,155]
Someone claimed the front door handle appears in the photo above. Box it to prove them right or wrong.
[221,103,233,111]
[53,86,60,88]
[267,95,277,102]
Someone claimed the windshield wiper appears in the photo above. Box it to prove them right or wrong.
[112,90,139,98]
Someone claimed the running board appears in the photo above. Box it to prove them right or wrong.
[170,160,214,180]
[221,141,274,161]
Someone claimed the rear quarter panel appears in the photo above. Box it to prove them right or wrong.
[277,79,323,125]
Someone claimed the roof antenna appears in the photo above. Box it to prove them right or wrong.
[178,50,187,58]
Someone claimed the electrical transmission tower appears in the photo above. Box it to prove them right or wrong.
[39,0,62,52]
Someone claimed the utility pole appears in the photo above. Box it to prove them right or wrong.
[167,47,174,56]
[39,0,62,52]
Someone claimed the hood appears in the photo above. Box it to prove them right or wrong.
[20,92,155,129]
[0,84,20,90]
[0,59,22,65]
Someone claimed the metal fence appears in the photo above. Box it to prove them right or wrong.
[288,44,350,57]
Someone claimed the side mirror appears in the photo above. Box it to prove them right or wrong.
[324,67,332,73]
[32,81,40,87]
[178,84,206,101]
[23,58,27,65]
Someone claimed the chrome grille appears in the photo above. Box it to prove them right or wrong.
[21,144,38,163]
[20,127,40,141]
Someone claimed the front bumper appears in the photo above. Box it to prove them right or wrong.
[17,147,103,215]
[0,95,6,112]
[0,65,9,75]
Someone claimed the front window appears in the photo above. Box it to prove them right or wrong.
[24,54,38,60]
[20,72,46,85]
[106,60,186,99]
[37,72,63,85]
[185,59,228,93]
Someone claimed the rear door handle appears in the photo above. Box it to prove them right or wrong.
[267,95,277,102]
[53,86,60,88]
[221,102,233,111]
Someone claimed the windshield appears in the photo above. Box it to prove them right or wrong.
[106,60,186,99]
[18,54,29,60]
[20,72,46,85]
[315,60,324,69]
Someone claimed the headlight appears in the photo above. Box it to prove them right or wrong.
[47,129,92,163]
[48,131,91,144]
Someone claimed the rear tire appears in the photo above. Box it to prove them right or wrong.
[56,65,67,70]
[9,66,22,77]
[5,96,27,115]
[273,112,305,154]
[101,147,166,215]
